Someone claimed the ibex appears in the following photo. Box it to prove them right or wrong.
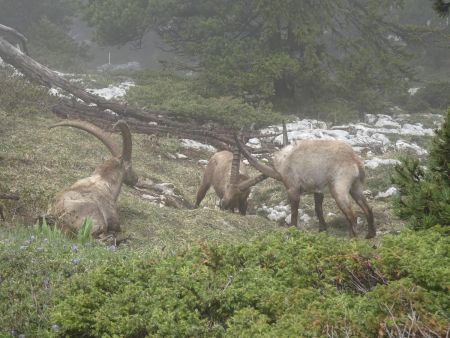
[235,124,375,238]
[195,147,267,215]
[47,120,138,237]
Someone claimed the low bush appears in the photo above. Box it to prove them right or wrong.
[408,81,450,112]
[392,108,450,229]
[1,228,440,337]
[127,71,283,128]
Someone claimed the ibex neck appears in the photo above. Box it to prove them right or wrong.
[93,158,125,201]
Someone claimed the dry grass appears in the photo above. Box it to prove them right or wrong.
[0,69,411,250]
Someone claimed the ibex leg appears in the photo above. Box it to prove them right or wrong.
[330,185,357,238]
[238,200,248,216]
[287,187,300,228]
[195,182,210,208]
[350,182,375,239]
[314,192,327,232]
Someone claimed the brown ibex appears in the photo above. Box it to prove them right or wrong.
[195,147,267,215]
[47,120,138,237]
[235,128,375,238]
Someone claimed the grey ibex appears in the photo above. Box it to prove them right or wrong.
[235,125,375,238]
[47,120,138,237]
[196,147,267,215]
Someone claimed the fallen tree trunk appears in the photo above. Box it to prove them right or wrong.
[0,26,278,153]
[52,100,279,154]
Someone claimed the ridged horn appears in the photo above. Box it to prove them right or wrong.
[282,120,288,147]
[230,147,241,185]
[49,120,120,157]
[238,174,267,191]
[233,133,282,181]
[113,120,132,162]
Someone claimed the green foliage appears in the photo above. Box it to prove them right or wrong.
[81,0,151,47]
[433,0,450,16]
[40,229,449,337]
[0,0,89,70]
[28,18,91,71]
[392,108,450,229]
[127,71,283,127]
[429,107,450,183]
[409,81,450,112]
[0,226,119,337]
[77,218,93,245]
[82,0,411,112]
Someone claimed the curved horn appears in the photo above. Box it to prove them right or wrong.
[113,120,132,162]
[49,120,120,157]
[282,120,288,147]
[238,174,267,191]
[229,147,241,185]
[234,133,282,181]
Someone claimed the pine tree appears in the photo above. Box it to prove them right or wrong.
[392,108,450,229]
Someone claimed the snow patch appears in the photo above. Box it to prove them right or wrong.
[176,153,188,159]
[375,187,398,199]
[408,87,420,96]
[364,158,400,169]
[86,81,135,100]
[181,139,216,152]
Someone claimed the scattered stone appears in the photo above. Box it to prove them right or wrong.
[181,139,216,152]
[375,187,398,199]
[364,158,400,169]
[176,153,188,159]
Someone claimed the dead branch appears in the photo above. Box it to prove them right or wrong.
[0,24,276,152]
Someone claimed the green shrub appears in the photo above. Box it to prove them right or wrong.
[28,18,91,71]
[43,229,449,337]
[392,108,450,229]
[127,71,283,128]
[409,81,450,111]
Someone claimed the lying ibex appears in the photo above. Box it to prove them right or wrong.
[47,120,138,237]
[235,129,375,238]
[196,148,266,215]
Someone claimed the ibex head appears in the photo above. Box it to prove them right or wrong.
[220,147,266,210]
[49,119,138,187]
[196,147,266,215]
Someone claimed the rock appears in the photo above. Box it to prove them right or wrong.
[375,187,398,199]
[176,153,188,159]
